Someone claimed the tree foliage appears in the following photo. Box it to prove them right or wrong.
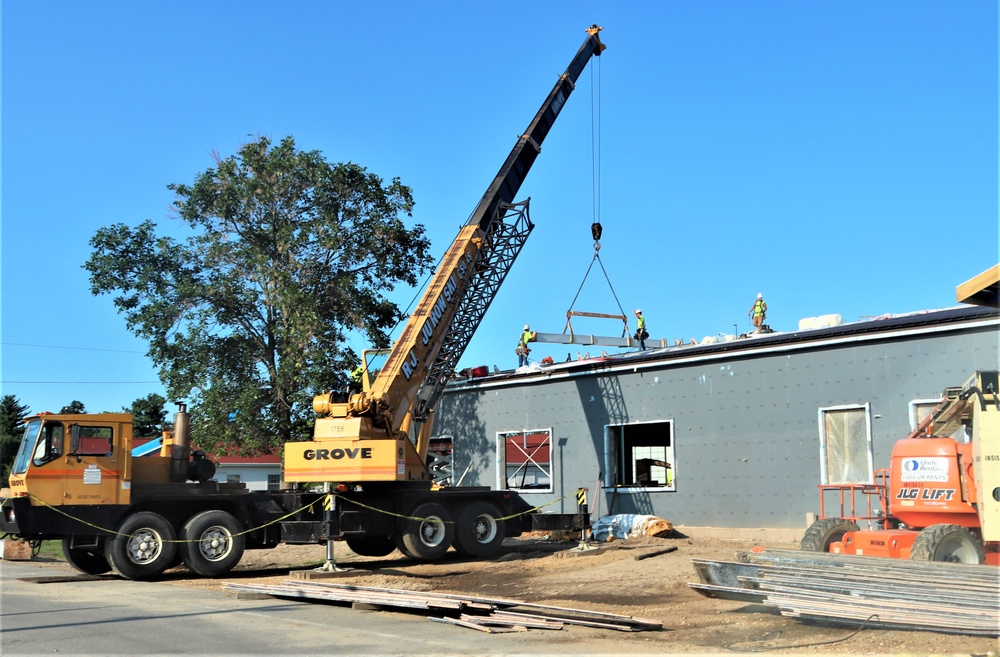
[0,395,30,480]
[60,400,86,414]
[125,393,168,437]
[86,136,433,454]
[0,395,30,437]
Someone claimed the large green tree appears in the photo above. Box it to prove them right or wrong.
[125,393,168,437]
[86,136,433,454]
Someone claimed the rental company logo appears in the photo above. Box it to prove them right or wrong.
[899,456,949,483]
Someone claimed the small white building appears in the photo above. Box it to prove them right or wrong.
[212,454,281,492]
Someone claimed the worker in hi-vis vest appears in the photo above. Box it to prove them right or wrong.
[517,324,537,367]
[749,293,767,333]
[634,309,647,349]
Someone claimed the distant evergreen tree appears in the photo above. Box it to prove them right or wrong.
[0,394,30,482]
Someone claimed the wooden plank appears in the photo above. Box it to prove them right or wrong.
[957,263,1000,307]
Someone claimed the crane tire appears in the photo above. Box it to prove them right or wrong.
[104,511,178,580]
[799,518,858,553]
[345,537,397,557]
[909,523,985,564]
[62,538,111,575]
[396,502,454,561]
[180,510,246,577]
[453,501,505,558]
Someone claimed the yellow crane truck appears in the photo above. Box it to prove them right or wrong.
[0,26,606,580]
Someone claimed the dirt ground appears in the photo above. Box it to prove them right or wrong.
[100,533,999,655]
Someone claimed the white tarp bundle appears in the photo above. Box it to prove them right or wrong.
[589,514,674,541]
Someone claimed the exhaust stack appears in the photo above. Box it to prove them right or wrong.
[170,402,191,483]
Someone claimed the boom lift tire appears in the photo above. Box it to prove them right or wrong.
[180,510,246,577]
[909,523,985,564]
[396,502,454,560]
[453,501,505,558]
[800,518,859,553]
[345,537,397,557]
[104,511,178,580]
[62,538,112,575]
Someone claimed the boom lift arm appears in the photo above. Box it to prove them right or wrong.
[285,26,605,483]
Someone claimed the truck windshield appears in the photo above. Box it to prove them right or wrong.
[11,419,41,475]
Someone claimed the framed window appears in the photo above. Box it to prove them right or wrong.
[603,421,675,491]
[267,474,281,492]
[74,426,113,456]
[32,422,63,466]
[498,429,552,492]
[227,474,241,484]
[818,404,874,485]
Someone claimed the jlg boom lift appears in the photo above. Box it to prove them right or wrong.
[802,370,1000,565]
[0,26,606,579]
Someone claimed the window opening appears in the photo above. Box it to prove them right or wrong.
[498,429,553,492]
[818,404,874,485]
[604,421,675,490]
[267,474,281,492]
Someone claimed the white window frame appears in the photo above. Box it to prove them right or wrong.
[909,398,943,432]
[602,419,675,493]
[496,428,554,493]
[818,403,874,485]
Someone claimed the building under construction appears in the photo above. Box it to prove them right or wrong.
[432,295,999,531]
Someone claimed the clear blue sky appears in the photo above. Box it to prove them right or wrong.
[2,2,997,416]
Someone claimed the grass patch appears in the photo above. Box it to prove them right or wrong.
[36,540,64,560]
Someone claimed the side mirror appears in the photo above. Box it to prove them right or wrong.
[69,424,81,461]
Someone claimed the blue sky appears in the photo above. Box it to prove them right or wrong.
[2,2,997,417]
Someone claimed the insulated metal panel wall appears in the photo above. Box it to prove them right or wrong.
[434,312,999,530]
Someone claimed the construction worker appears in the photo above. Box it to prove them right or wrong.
[517,324,537,367]
[634,309,648,349]
[749,293,767,333]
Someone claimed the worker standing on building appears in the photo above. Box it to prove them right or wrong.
[517,324,537,367]
[634,309,648,349]
[749,293,767,333]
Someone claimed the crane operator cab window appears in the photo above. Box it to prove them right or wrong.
[32,422,63,467]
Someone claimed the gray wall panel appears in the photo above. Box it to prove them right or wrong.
[436,318,999,529]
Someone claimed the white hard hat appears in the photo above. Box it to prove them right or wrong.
[757,293,763,299]
[524,324,530,330]
[635,309,641,314]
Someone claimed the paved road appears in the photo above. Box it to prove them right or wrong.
[0,559,641,656]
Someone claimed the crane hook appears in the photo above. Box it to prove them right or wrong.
[591,221,602,252]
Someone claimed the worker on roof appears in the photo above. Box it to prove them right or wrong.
[634,309,648,349]
[749,293,768,334]
[517,324,537,368]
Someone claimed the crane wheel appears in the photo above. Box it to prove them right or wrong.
[453,501,505,558]
[104,511,178,580]
[396,502,454,560]
[345,537,397,557]
[909,523,985,564]
[180,510,246,577]
[800,518,859,553]
[62,538,111,575]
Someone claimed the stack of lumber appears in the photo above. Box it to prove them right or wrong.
[689,548,999,637]
[223,580,662,633]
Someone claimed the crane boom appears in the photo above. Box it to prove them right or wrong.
[285,26,605,484]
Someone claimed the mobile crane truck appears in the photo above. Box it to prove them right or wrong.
[0,26,606,580]
[801,370,999,565]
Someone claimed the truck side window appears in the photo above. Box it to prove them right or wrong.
[76,426,114,456]
[32,424,64,466]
